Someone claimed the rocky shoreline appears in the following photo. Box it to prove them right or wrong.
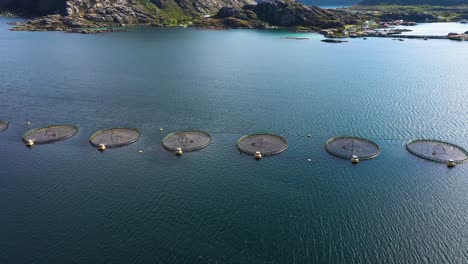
[7,0,362,33]
[2,0,467,40]
[7,14,154,33]
[6,0,161,33]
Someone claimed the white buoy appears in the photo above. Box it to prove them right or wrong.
[447,159,456,168]
[307,159,312,162]
[351,155,360,164]
[176,147,183,155]
[27,121,31,125]
[255,151,262,159]
[139,150,143,153]
[160,128,164,131]
[307,134,311,138]
[98,144,107,151]
[25,139,34,147]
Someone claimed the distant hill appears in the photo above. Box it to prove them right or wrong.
[358,0,468,5]
[297,0,358,6]
[255,0,359,6]
[0,0,66,15]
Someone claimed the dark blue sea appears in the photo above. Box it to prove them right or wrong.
[1,18,467,263]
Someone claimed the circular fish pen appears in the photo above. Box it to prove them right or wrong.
[0,121,8,132]
[325,136,381,160]
[406,139,468,164]
[237,133,288,156]
[22,125,78,144]
[90,128,140,148]
[162,130,212,152]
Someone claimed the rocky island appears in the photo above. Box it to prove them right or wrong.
[2,0,364,33]
[1,0,467,39]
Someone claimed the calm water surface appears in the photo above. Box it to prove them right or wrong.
[0,18,467,263]
[398,22,468,35]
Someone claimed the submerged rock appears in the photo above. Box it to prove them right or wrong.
[321,39,348,43]
[281,37,309,40]
[447,33,468,41]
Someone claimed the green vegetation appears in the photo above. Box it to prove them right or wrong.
[137,0,192,26]
[138,0,160,14]
[159,1,192,25]
[136,0,162,24]
[350,4,468,21]
[294,25,313,31]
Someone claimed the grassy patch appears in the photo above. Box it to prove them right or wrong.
[159,1,191,25]
[138,0,193,25]
[138,0,160,14]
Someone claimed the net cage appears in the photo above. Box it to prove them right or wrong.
[325,136,381,160]
[162,130,212,152]
[406,139,468,164]
[90,128,140,148]
[0,121,8,132]
[237,133,288,155]
[22,125,78,144]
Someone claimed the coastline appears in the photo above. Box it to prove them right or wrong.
[2,3,467,41]
[4,18,467,41]
[0,13,16,18]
